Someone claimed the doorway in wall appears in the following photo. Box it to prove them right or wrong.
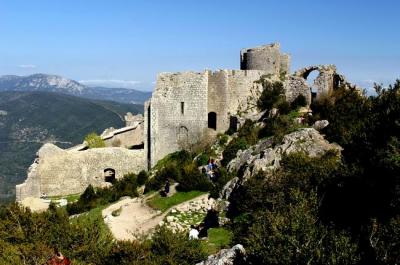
[208,112,217,130]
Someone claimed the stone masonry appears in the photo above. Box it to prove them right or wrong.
[17,42,358,200]
[16,144,145,200]
[145,43,291,168]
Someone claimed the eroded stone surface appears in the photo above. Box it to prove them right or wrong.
[221,128,341,199]
[196,244,246,265]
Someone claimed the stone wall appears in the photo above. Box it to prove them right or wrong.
[16,144,145,200]
[101,122,144,149]
[284,75,312,105]
[148,72,209,166]
[146,43,292,168]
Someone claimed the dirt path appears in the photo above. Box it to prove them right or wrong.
[102,193,209,241]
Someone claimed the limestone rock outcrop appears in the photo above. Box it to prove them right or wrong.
[221,128,341,199]
[196,244,246,265]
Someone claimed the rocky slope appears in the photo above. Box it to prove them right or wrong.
[221,128,342,199]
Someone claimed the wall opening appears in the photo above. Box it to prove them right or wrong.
[303,70,319,101]
[208,112,217,130]
[229,116,238,132]
[104,168,116,183]
[181,102,184,115]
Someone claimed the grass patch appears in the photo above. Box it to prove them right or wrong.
[147,191,206,212]
[48,193,81,203]
[70,205,110,235]
[202,227,233,254]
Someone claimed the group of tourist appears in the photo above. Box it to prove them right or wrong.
[205,158,218,181]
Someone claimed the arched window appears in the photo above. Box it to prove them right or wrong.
[104,168,116,183]
[208,112,217,130]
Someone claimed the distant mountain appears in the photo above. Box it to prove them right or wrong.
[81,86,152,104]
[0,91,143,204]
[0,74,152,104]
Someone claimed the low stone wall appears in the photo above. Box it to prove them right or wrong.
[16,143,145,201]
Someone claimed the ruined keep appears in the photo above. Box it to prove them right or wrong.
[145,43,292,168]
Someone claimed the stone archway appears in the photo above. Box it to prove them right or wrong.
[295,65,339,100]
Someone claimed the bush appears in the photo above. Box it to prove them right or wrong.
[144,163,179,193]
[238,119,259,146]
[257,80,285,112]
[290,94,308,110]
[218,134,229,145]
[150,226,207,265]
[209,167,233,198]
[258,115,292,143]
[221,137,248,167]
[195,153,209,167]
[137,170,149,186]
[67,173,139,215]
[84,132,105,148]
[176,163,212,192]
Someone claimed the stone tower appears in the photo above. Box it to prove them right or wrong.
[240,43,290,76]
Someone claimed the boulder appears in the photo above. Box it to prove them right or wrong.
[313,120,329,131]
[196,244,246,265]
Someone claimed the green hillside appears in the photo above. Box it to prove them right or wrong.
[0,91,143,203]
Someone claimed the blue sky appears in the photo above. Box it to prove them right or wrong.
[0,0,399,91]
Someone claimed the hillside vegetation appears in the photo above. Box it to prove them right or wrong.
[0,91,143,203]
[0,79,398,264]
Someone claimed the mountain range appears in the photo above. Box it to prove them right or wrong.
[0,91,144,203]
[0,74,152,104]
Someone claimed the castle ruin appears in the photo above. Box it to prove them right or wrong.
[145,43,292,168]
[16,43,353,201]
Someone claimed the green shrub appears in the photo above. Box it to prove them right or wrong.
[209,167,233,198]
[137,170,149,186]
[290,94,308,110]
[275,99,291,114]
[221,137,248,166]
[84,132,105,148]
[195,153,209,167]
[150,226,208,264]
[219,134,229,145]
[144,163,179,193]
[258,115,292,143]
[176,163,212,192]
[67,173,139,215]
[257,80,285,112]
[238,119,259,146]
[244,190,360,264]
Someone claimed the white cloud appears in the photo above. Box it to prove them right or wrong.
[79,79,142,89]
[18,64,37,69]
